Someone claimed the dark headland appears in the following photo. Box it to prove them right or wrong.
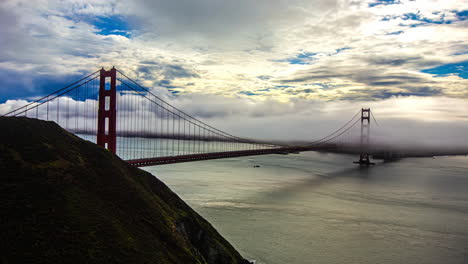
[0,117,251,264]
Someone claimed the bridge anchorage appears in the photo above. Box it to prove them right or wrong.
[354,108,375,166]
[2,67,383,167]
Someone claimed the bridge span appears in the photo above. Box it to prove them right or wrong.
[2,67,379,166]
[126,145,338,167]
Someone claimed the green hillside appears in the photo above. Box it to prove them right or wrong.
[0,117,250,264]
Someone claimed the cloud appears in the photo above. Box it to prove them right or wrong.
[2,94,468,152]
[126,0,337,48]
[2,1,467,97]
[0,0,467,146]
[137,62,199,81]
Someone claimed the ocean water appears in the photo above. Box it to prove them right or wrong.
[143,151,468,264]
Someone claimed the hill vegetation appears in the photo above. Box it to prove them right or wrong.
[0,117,250,264]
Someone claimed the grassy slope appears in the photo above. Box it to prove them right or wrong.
[0,117,250,264]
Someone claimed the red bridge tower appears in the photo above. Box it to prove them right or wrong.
[354,108,375,165]
[97,67,117,153]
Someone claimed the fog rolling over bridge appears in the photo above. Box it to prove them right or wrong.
[4,67,466,168]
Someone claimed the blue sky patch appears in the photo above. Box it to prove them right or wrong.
[90,15,132,38]
[296,52,317,59]
[387,30,404,35]
[278,49,350,65]
[335,47,351,53]
[369,0,400,8]
[156,79,178,89]
[0,69,92,103]
[421,61,468,79]
[239,91,258,96]
[167,89,180,95]
[253,86,295,92]
[258,88,272,92]
[456,10,468,20]
[279,52,317,65]
[402,13,450,24]
[383,10,466,26]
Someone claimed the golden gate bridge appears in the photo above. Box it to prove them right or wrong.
[1,67,381,166]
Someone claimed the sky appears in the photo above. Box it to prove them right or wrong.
[0,0,467,144]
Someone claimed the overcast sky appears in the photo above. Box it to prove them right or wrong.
[0,0,467,144]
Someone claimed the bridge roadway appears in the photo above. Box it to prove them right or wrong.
[125,146,331,167]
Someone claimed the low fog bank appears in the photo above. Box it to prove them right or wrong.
[1,95,467,155]
[330,142,468,159]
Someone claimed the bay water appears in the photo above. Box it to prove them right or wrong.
[142,151,468,264]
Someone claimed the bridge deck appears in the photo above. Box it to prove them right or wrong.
[125,147,316,167]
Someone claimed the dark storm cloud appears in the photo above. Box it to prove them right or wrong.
[369,81,405,86]
[401,86,442,96]
[364,75,424,81]
[284,88,317,95]
[352,73,433,88]
[281,73,347,83]
[365,55,443,69]
[349,86,441,100]
[278,60,448,100]
[367,56,422,66]
[139,60,159,65]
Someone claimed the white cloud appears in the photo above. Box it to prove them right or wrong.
[2,93,468,150]
[0,0,467,146]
